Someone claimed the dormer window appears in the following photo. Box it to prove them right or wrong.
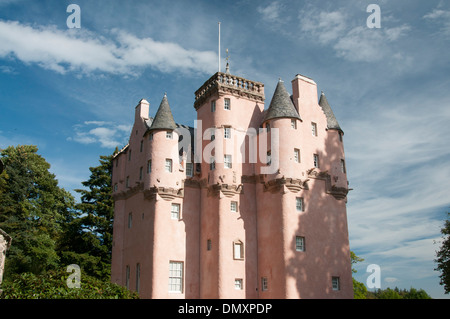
[166,131,173,139]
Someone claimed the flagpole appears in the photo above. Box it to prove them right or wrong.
[218,22,221,73]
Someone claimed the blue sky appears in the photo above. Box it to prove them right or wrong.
[1,0,449,298]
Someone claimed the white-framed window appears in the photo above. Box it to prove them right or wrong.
[294,148,300,163]
[166,131,173,139]
[224,154,232,169]
[136,263,140,293]
[332,277,340,291]
[169,261,184,293]
[341,159,346,174]
[126,265,130,289]
[186,163,193,177]
[312,122,318,136]
[224,127,231,139]
[211,100,216,112]
[295,236,305,252]
[296,197,304,212]
[139,166,143,180]
[147,159,152,173]
[171,203,180,220]
[210,157,216,170]
[313,154,319,168]
[224,98,231,110]
[261,277,268,291]
[128,212,132,228]
[235,279,243,290]
[233,240,244,260]
[231,201,238,212]
[165,159,173,172]
[291,119,297,129]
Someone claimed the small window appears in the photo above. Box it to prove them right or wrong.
[171,203,180,220]
[140,140,143,152]
[294,148,300,163]
[186,163,193,177]
[261,277,268,291]
[169,261,184,293]
[231,201,238,213]
[295,236,305,252]
[291,119,297,129]
[128,212,132,229]
[313,154,319,168]
[126,265,130,289]
[147,159,152,173]
[224,127,231,139]
[266,122,270,132]
[139,167,143,180]
[339,132,343,142]
[235,279,243,290]
[224,98,231,110]
[210,157,216,170]
[267,151,271,166]
[296,197,304,212]
[224,154,232,169]
[211,100,216,112]
[126,176,130,188]
[233,240,244,260]
[136,263,140,293]
[207,239,212,251]
[311,122,317,136]
[166,131,173,139]
[332,277,340,291]
[128,150,132,161]
[165,159,173,172]
[340,159,346,174]
[114,183,118,192]
[149,133,154,140]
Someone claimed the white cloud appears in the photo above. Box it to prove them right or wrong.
[423,8,450,36]
[68,121,131,149]
[0,20,217,76]
[257,1,283,23]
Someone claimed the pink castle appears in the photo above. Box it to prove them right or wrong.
[110,70,353,299]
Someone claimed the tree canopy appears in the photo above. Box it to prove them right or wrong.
[435,212,450,294]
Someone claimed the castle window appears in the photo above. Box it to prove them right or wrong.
[210,157,215,170]
[169,261,184,293]
[261,277,268,291]
[165,159,173,172]
[266,123,270,132]
[139,167,143,180]
[291,119,297,129]
[313,154,319,168]
[235,279,243,290]
[231,201,238,212]
[114,183,118,192]
[171,203,180,220]
[332,277,340,291]
[295,236,305,252]
[207,239,212,251]
[294,148,300,163]
[224,154,232,169]
[166,131,173,139]
[128,212,132,228]
[140,140,143,152]
[126,265,130,289]
[128,149,132,161]
[126,176,130,188]
[136,263,140,293]
[211,100,216,112]
[147,159,152,173]
[267,151,271,166]
[149,133,153,140]
[224,98,231,110]
[224,127,231,139]
[339,132,343,142]
[186,163,193,177]
[311,122,317,136]
[296,197,304,212]
[340,159,346,174]
[233,240,244,260]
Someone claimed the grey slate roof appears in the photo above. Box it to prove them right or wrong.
[263,80,301,123]
[319,92,343,133]
[149,94,177,131]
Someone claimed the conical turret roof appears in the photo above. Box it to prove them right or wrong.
[318,92,343,133]
[263,80,301,123]
[149,94,177,131]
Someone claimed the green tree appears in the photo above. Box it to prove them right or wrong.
[58,154,114,280]
[0,145,75,275]
[435,212,450,294]
[350,251,367,299]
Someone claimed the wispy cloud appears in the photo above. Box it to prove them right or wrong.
[0,20,217,76]
[68,121,131,149]
[423,8,450,36]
